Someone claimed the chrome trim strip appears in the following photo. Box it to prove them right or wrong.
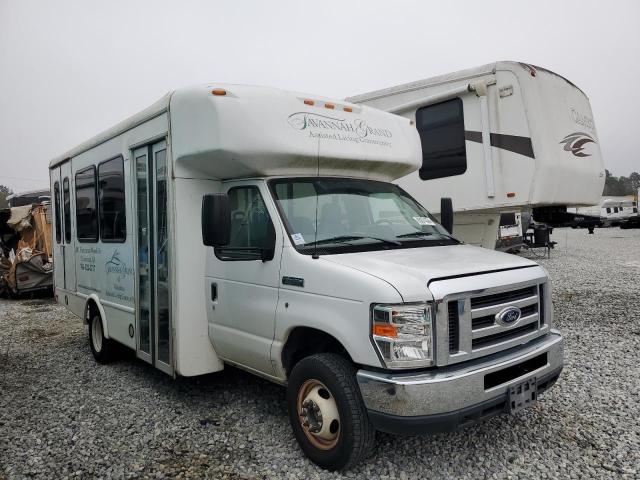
[472,313,539,339]
[471,295,539,318]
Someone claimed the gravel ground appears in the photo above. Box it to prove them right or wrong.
[1,227,639,479]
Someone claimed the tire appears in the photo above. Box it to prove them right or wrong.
[88,313,114,364]
[287,353,375,471]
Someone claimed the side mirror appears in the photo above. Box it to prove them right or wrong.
[202,194,231,247]
[440,197,454,234]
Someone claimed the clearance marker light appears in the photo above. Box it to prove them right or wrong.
[343,106,353,112]
[303,99,314,106]
[507,192,516,198]
[324,103,335,110]
[211,88,227,96]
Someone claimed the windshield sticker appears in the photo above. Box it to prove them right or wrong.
[413,216,436,226]
[291,233,306,245]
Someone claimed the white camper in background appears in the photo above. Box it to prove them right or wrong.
[49,84,563,470]
[347,61,605,249]
[600,196,638,226]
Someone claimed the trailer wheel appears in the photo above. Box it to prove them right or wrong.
[287,353,375,471]
[89,313,113,364]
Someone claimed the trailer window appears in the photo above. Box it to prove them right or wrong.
[216,186,275,261]
[54,181,61,244]
[75,166,98,242]
[63,177,71,243]
[416,98,467,180]
[99,156,126,242]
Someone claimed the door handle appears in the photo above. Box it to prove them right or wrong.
[211,283,218,302]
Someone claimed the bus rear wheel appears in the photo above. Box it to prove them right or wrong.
[89,313,114,364]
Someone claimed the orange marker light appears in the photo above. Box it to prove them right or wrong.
[324,103,335,109]
[211,88,227,96]
[507,192,516,198]
[304,99,314,106]
[343,106,353,112]
[373,323,398,337]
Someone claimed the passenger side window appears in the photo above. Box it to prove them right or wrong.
[416,98,467,180]
[54,181,61,244]
[216,186,275,261]
[63,177,71,243]
[75,166,98,242]
[99,156,126,242]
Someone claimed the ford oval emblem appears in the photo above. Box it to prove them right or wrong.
[496,306,521,325]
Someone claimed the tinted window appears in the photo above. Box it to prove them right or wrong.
[54,182,61,244]
[99,157,126,242]
[216,187,274,260]
[416,98,467,180]
[63,177,71,243]
[75,166,98,242]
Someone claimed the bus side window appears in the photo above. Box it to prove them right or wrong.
[99,156,126,242]
[75,166,99,242]
[416,98,467,180]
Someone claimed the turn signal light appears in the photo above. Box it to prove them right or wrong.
[211,89,227,96]
[373,323,398,338]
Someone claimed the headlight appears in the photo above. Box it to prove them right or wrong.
[371,302,434,368]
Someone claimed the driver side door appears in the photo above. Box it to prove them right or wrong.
[206,181,283,375]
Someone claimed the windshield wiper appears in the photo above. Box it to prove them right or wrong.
[396,231,459,242]
[396,232,434,238]
[305,235,401,247]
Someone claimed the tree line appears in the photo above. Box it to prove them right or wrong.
[603,170,640,197]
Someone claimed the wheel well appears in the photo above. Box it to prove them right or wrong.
[282,327,351,377]
[85,299,100,325]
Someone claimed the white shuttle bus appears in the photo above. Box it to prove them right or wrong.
[49,84,563,470]
[348,61,605,249]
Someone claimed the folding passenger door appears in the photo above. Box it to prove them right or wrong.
[132,141,173,375]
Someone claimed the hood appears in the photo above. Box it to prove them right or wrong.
[322,244,538,301]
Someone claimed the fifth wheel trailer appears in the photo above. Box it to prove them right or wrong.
[347,61,605,249]
[50,84,563,470]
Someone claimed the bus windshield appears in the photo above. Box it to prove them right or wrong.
[269,177,457,255]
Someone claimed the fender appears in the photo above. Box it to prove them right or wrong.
[84,294,110,339]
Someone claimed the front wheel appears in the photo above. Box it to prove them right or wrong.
[287,353,375,471]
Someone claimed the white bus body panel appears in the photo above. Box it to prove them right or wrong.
[50,84,421,377]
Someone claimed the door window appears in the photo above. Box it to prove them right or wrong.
[53,181,61,244]
[216,186,275,261]
[63,177,71,243]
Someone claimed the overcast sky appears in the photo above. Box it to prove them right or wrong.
[1,0,638,193]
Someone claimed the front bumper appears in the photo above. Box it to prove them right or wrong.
[357,331,563,434]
